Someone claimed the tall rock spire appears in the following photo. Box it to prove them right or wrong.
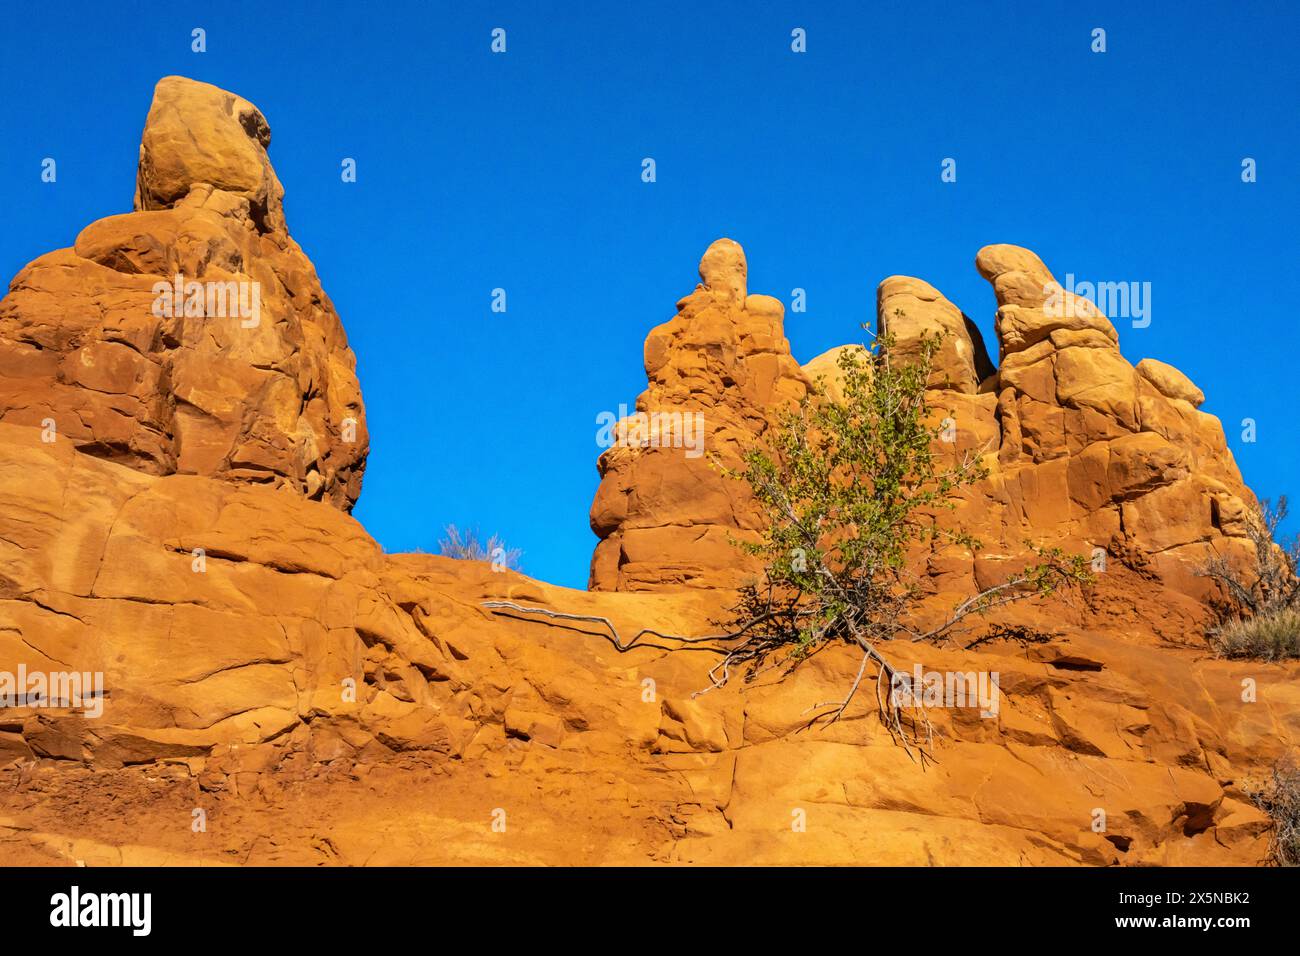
[588,238,809,590]
[0,76,367,509]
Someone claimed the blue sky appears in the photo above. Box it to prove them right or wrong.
[2,1,1296,588]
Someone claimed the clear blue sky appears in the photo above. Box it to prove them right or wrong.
[2,1,1296,588]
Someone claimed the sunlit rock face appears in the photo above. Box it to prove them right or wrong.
[589,238,810,592]
[590,239,1255,602]
[0,76,367,510]
[0,80,1288,870]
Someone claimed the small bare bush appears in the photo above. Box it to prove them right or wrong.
[1245,756,1300,866]
[438,524,522,570]
[1201,498,1300,660]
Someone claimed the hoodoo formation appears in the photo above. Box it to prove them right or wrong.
[0,77,367,510]
[0,78,1294,867]
[588,239,1254,600]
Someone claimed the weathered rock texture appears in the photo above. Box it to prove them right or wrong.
[0,76,366,509]
[3,406,1297,866]
[3,418,1295,866]
[589,240,1256,605]
[589,239,809,591]
[0,82,1294,868]
[968,243,1253,597]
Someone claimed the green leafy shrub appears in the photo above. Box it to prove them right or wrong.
[713,324,1091,756]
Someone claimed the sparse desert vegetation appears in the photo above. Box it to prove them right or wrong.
[1201,498,1300,660]
[1246,756,1300,866]
[713,328,1091,755]
[438,523,523,570]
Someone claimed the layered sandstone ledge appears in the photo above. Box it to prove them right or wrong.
[0,78,1294,867]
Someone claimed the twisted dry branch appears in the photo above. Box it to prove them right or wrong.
[480,601,748,654]
[481,596,935,763]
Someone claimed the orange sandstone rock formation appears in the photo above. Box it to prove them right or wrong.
[0,77,367,510]
[0,79,1294,868]
[589,239,809,591]
[589,240,1256,608]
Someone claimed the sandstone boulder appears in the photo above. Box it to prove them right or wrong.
[878,275,994,392]
[1137,357,1206,407]
[135,76,286,234]
[801,345,867,404]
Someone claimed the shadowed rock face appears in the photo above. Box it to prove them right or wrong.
[0,76,367,510]
[589,239,1256,601]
